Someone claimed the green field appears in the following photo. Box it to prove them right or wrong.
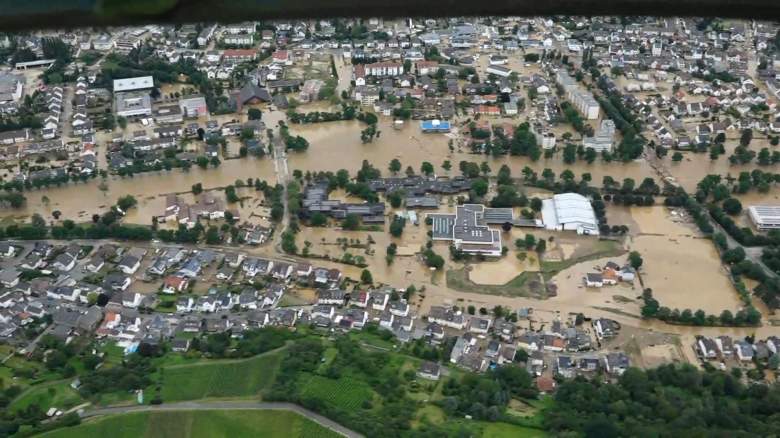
[160,349,284,402]
[298,373,373,410]
[37,409,340,438]
[480,422,548,438]
[10,380,83,413]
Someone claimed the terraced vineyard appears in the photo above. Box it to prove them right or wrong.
[160,349,284,402]
[38,409,340,438]
[298,373,373,410]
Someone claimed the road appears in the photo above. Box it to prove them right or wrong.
[82,401,363,438]
[270,125,291,251]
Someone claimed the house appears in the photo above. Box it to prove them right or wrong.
[52,245,80,271]
[716,335,734,357]
[469,316,492,334]
[594,318,620,339]
[318,289,345,306]
[121,291,143,309]
[162,275,189,294]
[418,361,441,380]
[104,273,132,291]
[389,301,409,317]
[351,291,370,308]
[735,341,754,361]
[371,291,390,311]
[271,262,293,280]
[555,355,576,378]
[171,339,191,353]
[117,255,141,275]
[176,296,194,313]
[536,376,557,394]
[427,306,466,330]
[604,352,630,375]
[312,304,335,320]
[584,273,604,287]
[0,242,17,258]
[379,311,395,329]
[696,336,718,359]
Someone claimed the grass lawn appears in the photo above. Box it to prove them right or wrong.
[37,409,340,438]
[316,347,338,374]
[539,239,625,280]
[297,373,373,410]
[446,268,545,298]
[480,422,548,438]
[159,349,284,402]
[10,380,83,413]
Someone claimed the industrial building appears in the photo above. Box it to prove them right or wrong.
[113,76,153,92]
[748,206,780,230]
[115,91,152,118]
[541,193,599,235]
[428,204,512,256]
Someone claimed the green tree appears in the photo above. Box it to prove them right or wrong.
[310,212,327,226]
[248,108,262,120]
[420,161,434,176]
[471,179,488,197]
[342,214,360,230]
[361,269,373,284]
[389,158,402,174]
[629,251,643,269]
[117,195,137,211]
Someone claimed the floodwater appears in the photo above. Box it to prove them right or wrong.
[1,157,276,224]
[628,206,743,314]
[468,251,540,285]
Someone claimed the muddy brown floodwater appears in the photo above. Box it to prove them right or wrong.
[627,206,743,314]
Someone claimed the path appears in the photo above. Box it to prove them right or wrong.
[82,401,363,438]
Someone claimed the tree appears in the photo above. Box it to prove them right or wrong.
[535,239,546,253]
[387,190,404,208]
[672,152,683,162]
[723,198,742,215]
[205,225,220,244]
[420,161,434,176]
[389,158,402,174]
[530,198,542,212]
[723,247,746,264]
[740,128,753,147]
[248,108,262,120]
[389,216,405,237]
[192,183,203,195]
[361,269,373,284]
[117,116,127,130]
[117,195,137,211]
[342,214,360,230]
[629,251,643,270]
[442,160,452,172]
[471,179,488,197]
[310,212,327,226]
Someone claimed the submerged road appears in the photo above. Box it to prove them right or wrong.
[82,401,363,438]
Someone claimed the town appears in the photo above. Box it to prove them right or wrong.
[0,15,779,438]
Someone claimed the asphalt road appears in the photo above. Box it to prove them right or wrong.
[83,401,363,438]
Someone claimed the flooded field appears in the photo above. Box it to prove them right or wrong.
[0,157,277,224]
[468,252,540,285]
[628,206,742,314]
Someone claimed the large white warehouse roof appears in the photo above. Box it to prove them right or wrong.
[113,76,154,92]
[541,193,599,235]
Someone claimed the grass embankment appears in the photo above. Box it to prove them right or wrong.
[446,239,625,297]
[158,348,285,402]
[37,410,340,438]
